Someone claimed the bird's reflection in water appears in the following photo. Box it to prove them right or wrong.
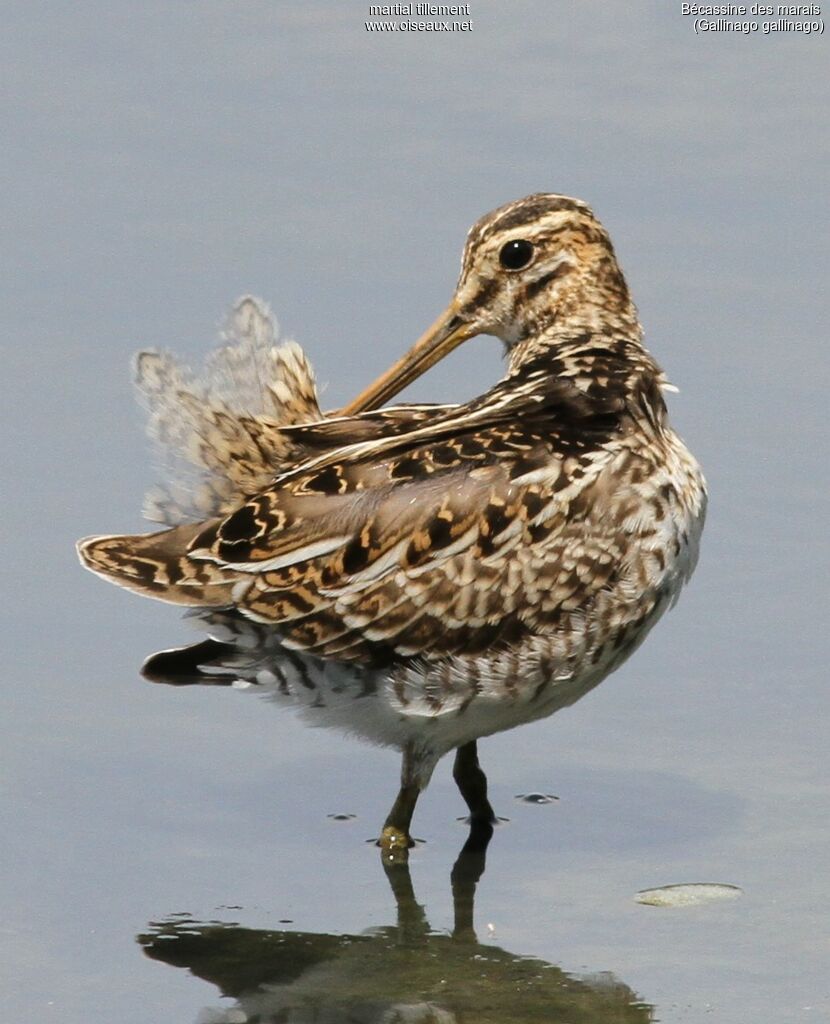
[143,610,619,857]
[140,824,654,1023]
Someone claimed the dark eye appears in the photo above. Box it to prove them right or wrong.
[499,239,534,270]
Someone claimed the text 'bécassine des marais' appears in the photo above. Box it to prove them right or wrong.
[368,4,471,14]
[681,3,821,12]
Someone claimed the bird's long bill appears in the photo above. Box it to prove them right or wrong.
[341,304,473,414]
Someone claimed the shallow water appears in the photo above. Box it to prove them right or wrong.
[3,3,829,1022]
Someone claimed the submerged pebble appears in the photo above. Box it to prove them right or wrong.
[326,812,357,822]
[515,792,559,804]
[635,883,743,907]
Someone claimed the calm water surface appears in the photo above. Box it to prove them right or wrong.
[3,3,828,1021]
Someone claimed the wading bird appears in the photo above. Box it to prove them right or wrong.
[78,194,706,850]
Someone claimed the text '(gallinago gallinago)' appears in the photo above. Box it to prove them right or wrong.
[78,194,706,850]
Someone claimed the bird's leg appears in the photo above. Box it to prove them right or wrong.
[451,815,494,942]
[453,740,497,826]
[379,741,421,860]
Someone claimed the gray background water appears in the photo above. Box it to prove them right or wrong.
[3,2,828,1020]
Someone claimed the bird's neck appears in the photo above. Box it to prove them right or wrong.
[505,304,640,369]
[504,310,669,422]
[504,252,648,380]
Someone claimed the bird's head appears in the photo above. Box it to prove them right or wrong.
[344,193,637,413]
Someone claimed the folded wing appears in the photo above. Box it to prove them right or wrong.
[186,385,625,661]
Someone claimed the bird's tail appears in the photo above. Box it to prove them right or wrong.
[76,521,241,606]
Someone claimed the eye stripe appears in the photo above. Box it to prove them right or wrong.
[524,262,574,299]
[474,278,499,305]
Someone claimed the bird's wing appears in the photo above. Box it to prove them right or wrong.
[187,375,627,660]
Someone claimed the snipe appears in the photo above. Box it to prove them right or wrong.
[78,194,706,850]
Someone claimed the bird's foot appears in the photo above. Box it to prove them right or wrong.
[376,825,417,864]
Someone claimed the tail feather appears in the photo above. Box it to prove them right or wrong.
[134,296,322,526]
[78,296,321,607]
[76,522,242,607]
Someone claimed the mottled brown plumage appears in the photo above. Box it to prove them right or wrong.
[78,195,706,844]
